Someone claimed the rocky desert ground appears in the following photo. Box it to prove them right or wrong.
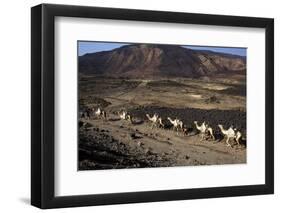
[78,74,246,170]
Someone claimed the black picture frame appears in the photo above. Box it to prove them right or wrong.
[31,3,274,209]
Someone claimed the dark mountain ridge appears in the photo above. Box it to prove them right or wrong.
[79,44,246,78]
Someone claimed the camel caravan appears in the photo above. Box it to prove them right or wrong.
[80,107,244,148]
[79,107,107,120]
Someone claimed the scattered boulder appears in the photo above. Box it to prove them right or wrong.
[130,133,142,139]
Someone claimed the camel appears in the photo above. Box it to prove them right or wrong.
[218,124,236,147]
[126,114,133,123]
[194,121,207,141]
[177,119,184,130]
[182,127,188,135]
[101,110,107,119]
[146,113,158,129]
[157,117,165,129]
[95,107,106,119]
[167,117,182,134]
[119,110,133,123]
[119,110,127,120]
[205,124,215,140]
[234,128,242,146]
[95,108,101,117]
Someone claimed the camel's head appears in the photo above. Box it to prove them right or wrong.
[194,121,198,124]
[218,124,223,129]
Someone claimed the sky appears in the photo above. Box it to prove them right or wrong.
[78,41,246,57]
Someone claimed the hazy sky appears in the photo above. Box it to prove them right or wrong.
[78,41,246,57]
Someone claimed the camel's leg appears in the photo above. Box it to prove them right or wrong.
[200,133,204,141]
[181,129,185,136]
[203,132,207,141]
[179,127,184,136]
[208,129,215,140]
[226,137,232,147]
[210,132,215,140]
[237,137,241,146]
[205,133,209,140]
[153,122,157,129]
[204,133,209,141]
[203,133,207,142]
[235,137,241,146]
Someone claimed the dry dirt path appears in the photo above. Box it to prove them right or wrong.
[80,113,246,169]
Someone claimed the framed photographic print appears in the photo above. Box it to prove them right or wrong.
[31,3,274,209]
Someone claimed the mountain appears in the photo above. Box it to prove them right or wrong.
[79,44,246,78]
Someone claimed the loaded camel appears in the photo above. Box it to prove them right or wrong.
[205,123,215,140]
[218,124,241,147]
[146,113,159,129]
[194,121,207,141]
[167,117,183,134]
[147,113,165,128]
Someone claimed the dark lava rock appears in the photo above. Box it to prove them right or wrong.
[130,133,142,139]
[205,96,220,104]
[128,106,246,136]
